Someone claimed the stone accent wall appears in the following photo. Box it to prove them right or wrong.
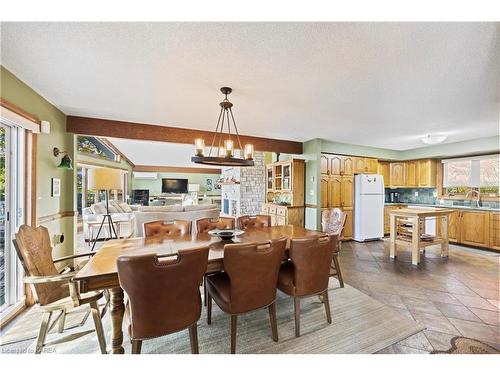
[240,151,266,215]
[221,151,266,216]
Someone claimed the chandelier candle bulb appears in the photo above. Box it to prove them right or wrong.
[194,138,205,156]
[224,139,234,157]
[218,146,227,157]
[244,144,254,160]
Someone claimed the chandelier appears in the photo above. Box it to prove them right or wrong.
[191,87,254,167]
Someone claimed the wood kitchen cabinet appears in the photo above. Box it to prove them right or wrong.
[320,175,329,208]
[328,175,342,207]
[417,159,436,187]
[490,213,500,250]
[320,154,329,175]
[406,161,418,187]
[447,210,461,243]
[340,176,354,207]
[460,211,490,248]
[390,162,406,187]
[342,209,353,239]
[341,156,355,175]
[354,157,378,174]
[378,161,390,186]
[329,155,342,175]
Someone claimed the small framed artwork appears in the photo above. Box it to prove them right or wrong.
[51,178,61,197]
[206,178,212,192]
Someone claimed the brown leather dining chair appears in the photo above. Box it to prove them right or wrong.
[13,225,107,354]
[195,216,235,306]
[117,246,209,354]
[196,216,235,233]
[277,235,335,337]
[237,215,271,230]
[143,219,191,239]
[205,238,287,354]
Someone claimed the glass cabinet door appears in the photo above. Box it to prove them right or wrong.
[282,163,291,190]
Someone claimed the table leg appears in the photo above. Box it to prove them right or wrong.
[389,214,397,259]
[441,215,449,258]
[411,217,420,266]
[110,287,125,354]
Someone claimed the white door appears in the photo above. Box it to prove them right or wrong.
[0,121,25,314]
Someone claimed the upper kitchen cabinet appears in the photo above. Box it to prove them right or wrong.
[330,155,343,175]
[353,157,378,174]
[417,159,436,187]
[320,154,354,176]
[406,161,418,187]
[341,156,355,175]
[390,162,406,187]
[378,161,390,186]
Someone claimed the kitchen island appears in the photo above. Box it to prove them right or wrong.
[389,207,454,266]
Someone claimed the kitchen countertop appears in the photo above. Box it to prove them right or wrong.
[384,202,500,212]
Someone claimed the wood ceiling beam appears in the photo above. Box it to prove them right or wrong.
[133,165,222,175]
[66,116,303,154]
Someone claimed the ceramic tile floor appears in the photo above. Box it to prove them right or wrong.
[336,239,499,353]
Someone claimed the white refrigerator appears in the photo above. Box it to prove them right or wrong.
[354,174,384,242]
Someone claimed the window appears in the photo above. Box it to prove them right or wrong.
[77,136,120,161]
[442,155,499,196]
[76,165,128,214]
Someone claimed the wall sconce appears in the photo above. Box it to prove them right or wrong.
[53,147,73,170]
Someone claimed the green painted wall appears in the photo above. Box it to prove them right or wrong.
[320,139,401,160]
[132,172,222,196]
[1,65,75,259]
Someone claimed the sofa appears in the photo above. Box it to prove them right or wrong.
[82,200,138,241]
[134,204,219,236]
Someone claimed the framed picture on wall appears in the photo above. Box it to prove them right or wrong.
[206,178,212,192]
[51,178,61,197]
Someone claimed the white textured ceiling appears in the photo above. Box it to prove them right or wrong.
[108,137,217,168]
[1,22,498,150]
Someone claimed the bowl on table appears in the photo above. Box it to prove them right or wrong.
[207,229,245,241]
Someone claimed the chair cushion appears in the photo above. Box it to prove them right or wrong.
[277,261,296,296]
[119,202,133,213]
[91,202,108,215]
[206,272,231,313]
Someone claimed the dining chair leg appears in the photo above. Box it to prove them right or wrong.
[203,276,207,307]
[322,290,332,324]
[189,323,199,354]
[101,289,110,318]
[207,292,212,325]
[268,302,279,342]
[294,297,301,338]
[57,309,66,333]
[90,301,107,354]
[230,315,238,354]
[332,253,344,288]
[131,339,142,354]
[35,311,52,354]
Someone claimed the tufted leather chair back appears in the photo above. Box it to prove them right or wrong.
[117,246,209,340]
[223,238,287,314]
[237,215,271,230]
[13,225,69,305]
[289,236,333,296]
[143,220,191,239]
[196,217,235,234]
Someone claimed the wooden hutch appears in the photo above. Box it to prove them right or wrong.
[261,159,305,227]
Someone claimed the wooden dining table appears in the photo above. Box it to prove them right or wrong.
[74,224,325,354]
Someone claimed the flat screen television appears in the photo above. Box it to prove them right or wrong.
[161,178,188,194]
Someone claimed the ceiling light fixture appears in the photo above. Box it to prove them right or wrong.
[421,134,447,145]
[191,87,254,167]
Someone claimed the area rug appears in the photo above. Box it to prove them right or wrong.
[1,279,424,354]
[431,337,500,354]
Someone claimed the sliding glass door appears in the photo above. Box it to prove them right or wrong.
[0,121,25,313]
